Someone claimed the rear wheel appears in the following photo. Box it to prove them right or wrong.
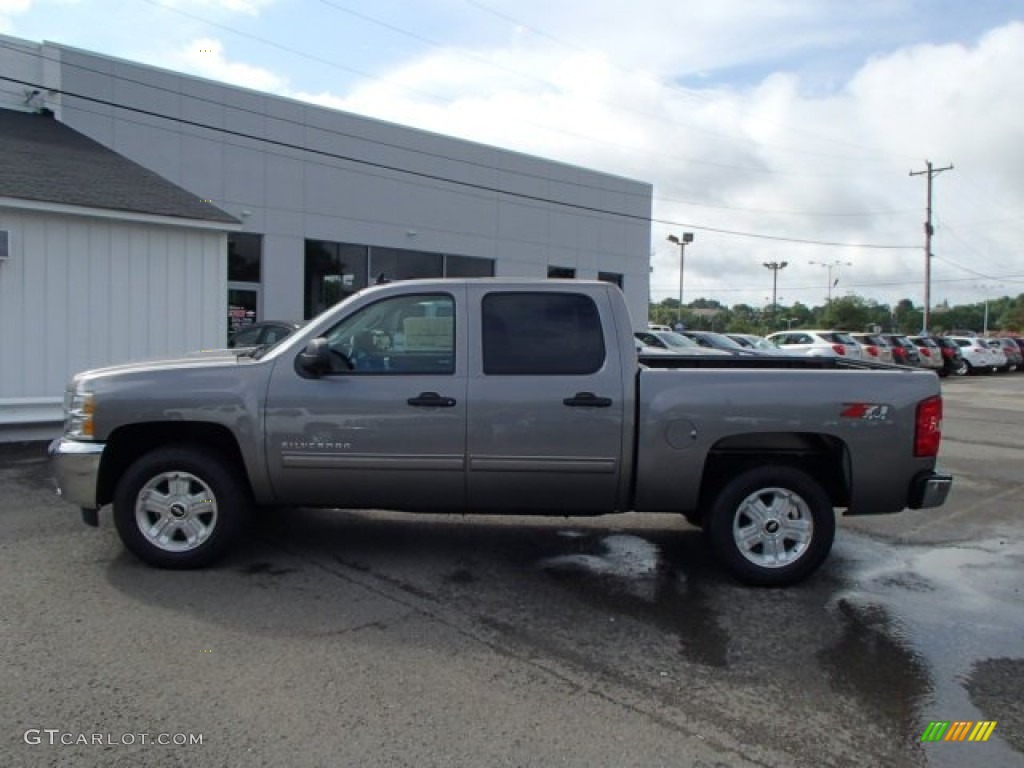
[113,445,249,569]
[707,466,835,587]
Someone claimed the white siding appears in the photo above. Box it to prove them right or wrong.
[0,207,226,406]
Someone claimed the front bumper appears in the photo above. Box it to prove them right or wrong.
[908,470,953,509]
[49,438,105,511]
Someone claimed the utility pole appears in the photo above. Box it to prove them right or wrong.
[910,160,953,333]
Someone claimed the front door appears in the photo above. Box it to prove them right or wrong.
[264,288,467,511]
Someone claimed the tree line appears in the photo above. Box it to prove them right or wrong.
[649,294,1024,335]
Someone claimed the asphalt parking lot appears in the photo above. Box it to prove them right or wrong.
[1,373,1022,768]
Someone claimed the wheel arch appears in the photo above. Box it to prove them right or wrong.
[696,431,849,522]
[97,422,251,507]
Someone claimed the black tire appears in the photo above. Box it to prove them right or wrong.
[113,445,249,569]
[952,359,969,377]
[706,466,835,587]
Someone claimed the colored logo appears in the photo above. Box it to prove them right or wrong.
[921,721,997,742]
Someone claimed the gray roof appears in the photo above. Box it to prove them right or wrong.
[0,108,238,225]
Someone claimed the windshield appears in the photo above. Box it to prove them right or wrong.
[698,333,744,349]
[247,323,305,359]
[654,331,699,349]
[822,332,857,345]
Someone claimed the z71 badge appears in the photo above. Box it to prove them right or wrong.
[840,403,892,421]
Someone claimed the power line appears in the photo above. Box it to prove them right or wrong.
[462,0,921,166]
[2,65,920,250]
[143,0,913,178]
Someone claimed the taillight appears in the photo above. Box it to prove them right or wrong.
[866,346,878,357]
[833,344,845,355]
[915,396,942,457]
[920,348,931,358]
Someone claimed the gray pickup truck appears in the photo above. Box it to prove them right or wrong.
[50,279,951,586]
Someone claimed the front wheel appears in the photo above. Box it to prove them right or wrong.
[113,446,249,569]
[707,466,835,587]
[952,359,969,376]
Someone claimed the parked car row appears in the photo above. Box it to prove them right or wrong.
[771,330,1024,376]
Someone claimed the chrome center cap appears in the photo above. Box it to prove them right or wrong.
[170,502,188,519]
[764,519,781,534]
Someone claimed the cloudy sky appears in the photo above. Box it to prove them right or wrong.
[3,0,1024,309]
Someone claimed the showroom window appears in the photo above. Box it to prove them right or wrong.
[371,247,443,282]
[305,241,369,318]
[548,266,576,279]
[228,233,262,282]
[598,271,623,289]
[304,240,496,319]
[445,254,494,277]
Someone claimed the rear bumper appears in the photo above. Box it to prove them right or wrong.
[48,438,105,511]
[908,470,953,509]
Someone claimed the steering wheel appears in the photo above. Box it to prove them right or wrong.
[328,348,354,372]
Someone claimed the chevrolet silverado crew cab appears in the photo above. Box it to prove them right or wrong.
[51,279,952,586]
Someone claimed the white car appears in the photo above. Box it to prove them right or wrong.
[947,336,997,374]
[764,330,865,360]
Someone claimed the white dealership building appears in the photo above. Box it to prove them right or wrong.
[0,34,652,438]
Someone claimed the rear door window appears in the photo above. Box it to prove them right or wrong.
[482,292,605,375]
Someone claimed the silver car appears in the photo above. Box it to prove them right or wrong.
[765,330,865,360]
[849,333,894,364]
[908,336,944,372]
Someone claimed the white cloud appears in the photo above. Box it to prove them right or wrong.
[160,0,274,15]
[174,37,286,92]
[0,0,32,34]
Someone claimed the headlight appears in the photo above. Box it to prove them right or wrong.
[64,387,96,439]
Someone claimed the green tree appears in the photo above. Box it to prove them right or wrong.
[892,299,921,334]
[823,295,872,330]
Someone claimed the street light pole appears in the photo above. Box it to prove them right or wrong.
[667,233,694,327]
[808,260,852,304]
[762,261,788,323]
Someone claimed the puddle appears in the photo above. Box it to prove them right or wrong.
[829,536,1024,765]
[531,528,1024,765]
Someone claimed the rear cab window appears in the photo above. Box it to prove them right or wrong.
[482,292,605,375]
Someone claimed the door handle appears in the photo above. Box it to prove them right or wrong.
[563,392,613,408]
[407,391,457,407]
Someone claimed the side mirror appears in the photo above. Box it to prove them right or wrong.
[296,338,332,378]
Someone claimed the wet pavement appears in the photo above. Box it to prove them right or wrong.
[1,373,1022,767]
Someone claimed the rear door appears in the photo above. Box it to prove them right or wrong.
[466,285,626,513]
